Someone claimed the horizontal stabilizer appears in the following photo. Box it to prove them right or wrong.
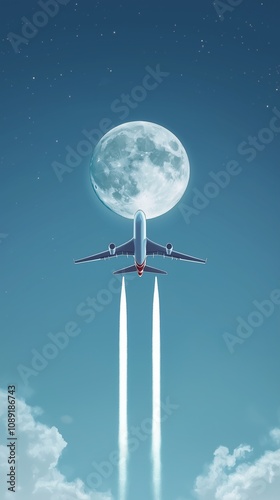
[144,265,167,275]
[113,265,167,275]
[113,265,136,275]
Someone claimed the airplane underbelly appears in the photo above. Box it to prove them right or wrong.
[135,238,146,265]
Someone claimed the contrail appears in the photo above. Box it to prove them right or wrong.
[119,277,128,500]
[152,277,161,500]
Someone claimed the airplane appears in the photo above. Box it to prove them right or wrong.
[74,210,207,277]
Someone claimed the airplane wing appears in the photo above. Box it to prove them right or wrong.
[146,239,206,264]
[74,239,134,264]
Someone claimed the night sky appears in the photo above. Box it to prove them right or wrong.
[1,1,280,500]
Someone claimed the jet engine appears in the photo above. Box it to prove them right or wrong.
[166,243,173,256]
[108,243,116,256]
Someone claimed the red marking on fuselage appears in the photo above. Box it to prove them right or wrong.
[136,260,146,277]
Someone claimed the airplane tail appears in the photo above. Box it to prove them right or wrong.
[113,265,167,275]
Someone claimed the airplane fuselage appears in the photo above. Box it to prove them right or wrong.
[134,210,146,276]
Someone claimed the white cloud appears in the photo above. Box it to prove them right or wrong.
[0,389,113,500]
[193,430,280,500]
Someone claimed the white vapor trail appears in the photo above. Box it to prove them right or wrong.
[152,277,161,500]
[119,277,128,500]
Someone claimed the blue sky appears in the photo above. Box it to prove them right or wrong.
[1,1,280,499]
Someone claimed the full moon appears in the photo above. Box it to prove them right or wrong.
[89,121,190,219]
